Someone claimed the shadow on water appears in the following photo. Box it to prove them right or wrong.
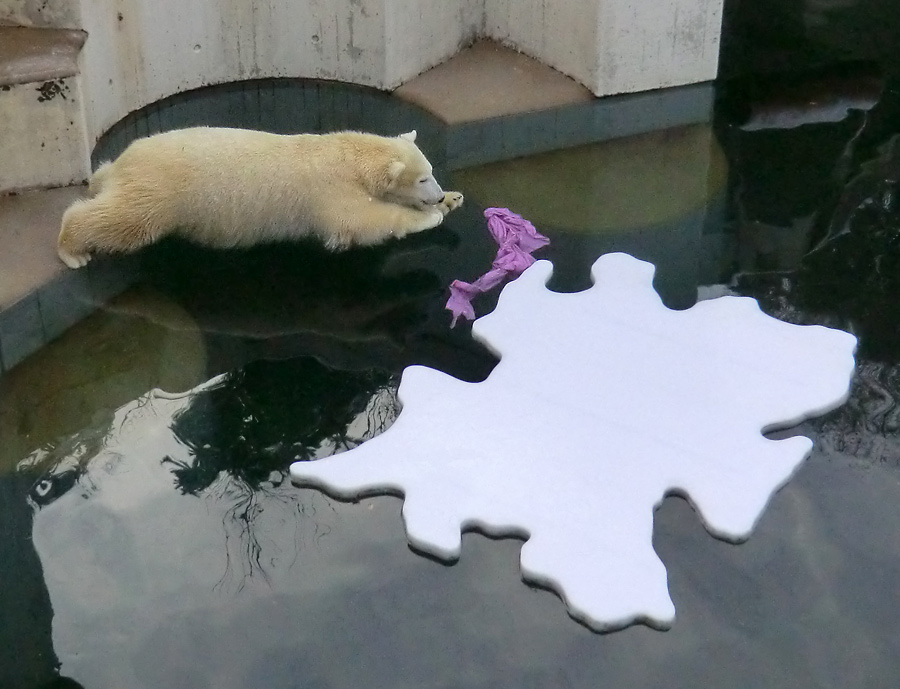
[132,181,505,383]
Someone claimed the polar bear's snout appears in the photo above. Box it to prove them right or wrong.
[419,175,444,206]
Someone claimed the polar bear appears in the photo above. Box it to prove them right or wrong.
[57,127,464,268]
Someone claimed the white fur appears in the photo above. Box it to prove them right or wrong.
[58,127,463,268]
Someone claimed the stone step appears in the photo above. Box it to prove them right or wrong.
[0,26,86,86]
[0,186,139,374]
[394,41,713,170]
[393,41,596,125]
[0,26,90,193]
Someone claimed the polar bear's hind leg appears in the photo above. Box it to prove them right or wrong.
[58,193,164,268]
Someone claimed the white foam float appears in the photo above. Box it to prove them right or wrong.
[290,253,858,631]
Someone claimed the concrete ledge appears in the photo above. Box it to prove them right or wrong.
[0,27,86,87]
[443,83,714,169]
[393,41,594,124]
[393,42,714,168]
[0,187,140,373]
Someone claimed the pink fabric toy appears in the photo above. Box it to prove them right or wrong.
[446,207,550,327]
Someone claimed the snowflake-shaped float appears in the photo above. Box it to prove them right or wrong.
[290,253,857,631]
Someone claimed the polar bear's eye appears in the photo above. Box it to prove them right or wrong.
[418,178,429,184]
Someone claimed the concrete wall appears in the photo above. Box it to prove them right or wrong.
[484,0,601,97]
[0,0,80,29]
[76,0,396,144]
[484,0,723,97]
[384,0,482,88]
[594,0,724,95]
[74,0,723,144]
[0,78,89,192]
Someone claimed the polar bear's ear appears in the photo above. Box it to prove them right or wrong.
[388,160,406,181]
[399,130,417,142]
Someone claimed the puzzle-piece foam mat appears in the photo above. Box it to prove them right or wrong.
[291,253,858,631]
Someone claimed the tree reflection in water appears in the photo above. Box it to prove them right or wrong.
[164,357,400,590]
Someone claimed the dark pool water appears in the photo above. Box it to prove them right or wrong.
[5,7,900,686]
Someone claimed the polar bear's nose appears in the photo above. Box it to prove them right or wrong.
[420,176,444,205]
[428,183,444,205]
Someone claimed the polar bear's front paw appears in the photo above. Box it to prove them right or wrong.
[396,208,445,239]
[58,247,92,269]
[423,208,445,230]
[437,191,464,216]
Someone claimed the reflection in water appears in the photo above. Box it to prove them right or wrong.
[0,471,59,688]
[737,134,900,464]
[450,125,727,236]
[22,426,112,509]
[25,356,400,595]
[0,291,204,689]
[717,64,900,273]
[132,212,507,387]
[167,359,398,493]
[0,289,206,476]
[164,358,399,590]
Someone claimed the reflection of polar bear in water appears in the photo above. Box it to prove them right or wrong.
[57,128,464,268]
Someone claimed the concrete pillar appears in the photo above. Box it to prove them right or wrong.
[484,0,723,97]
[383,0,482,89]
[594,0,724,95]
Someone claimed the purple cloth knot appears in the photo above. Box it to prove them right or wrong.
[446,208,550,327]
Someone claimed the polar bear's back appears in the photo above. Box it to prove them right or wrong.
[58,126,453,268]
[103,127,384,247]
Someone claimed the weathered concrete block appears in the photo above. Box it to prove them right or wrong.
[484,0,723,96]
[0,78,89,193]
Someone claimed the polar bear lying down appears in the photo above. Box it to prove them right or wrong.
[57,127,464,269]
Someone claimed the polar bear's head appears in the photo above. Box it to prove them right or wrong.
[384,130,445,209]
